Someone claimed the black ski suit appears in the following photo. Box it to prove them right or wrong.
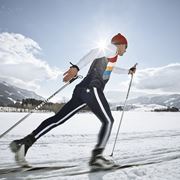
[32,56,128,151]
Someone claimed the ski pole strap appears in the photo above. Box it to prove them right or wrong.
[69,75,83,84]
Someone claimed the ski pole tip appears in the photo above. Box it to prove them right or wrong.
[110,153,113,157]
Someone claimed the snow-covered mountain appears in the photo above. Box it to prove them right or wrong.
[109,94,180,111]
[128,94,180,109]
[0,81,44,106]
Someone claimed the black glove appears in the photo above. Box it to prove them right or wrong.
[128,66,136,74]
[70,62,80,71]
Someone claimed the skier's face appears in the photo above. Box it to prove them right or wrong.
[116,44,127,56]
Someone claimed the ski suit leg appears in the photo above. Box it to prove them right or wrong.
[81,87,114,150]
[32,91,86,140]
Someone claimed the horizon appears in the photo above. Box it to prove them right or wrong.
[1,80,180,106]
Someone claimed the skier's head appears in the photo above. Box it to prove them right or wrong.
[111,33,128,56]
[111,33,128,46]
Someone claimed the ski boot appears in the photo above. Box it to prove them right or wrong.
[9,134,36,167]
[89,148,115,169]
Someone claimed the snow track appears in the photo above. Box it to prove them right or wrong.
[0,112,180,179]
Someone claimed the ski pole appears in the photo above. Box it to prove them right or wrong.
[0,75,83,139]
[110,63,137,157]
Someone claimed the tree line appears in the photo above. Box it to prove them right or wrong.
[9,98,90,113]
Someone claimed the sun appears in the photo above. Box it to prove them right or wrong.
[96,39,108,51]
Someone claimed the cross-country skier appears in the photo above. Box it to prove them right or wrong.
[10,33,136,169]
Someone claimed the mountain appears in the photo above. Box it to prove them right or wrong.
[0,81,44,106]
[109,94,180,111]
[127,94,180,109]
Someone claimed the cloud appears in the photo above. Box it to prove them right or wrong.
[133,63,180,93]
[0,32,61,90]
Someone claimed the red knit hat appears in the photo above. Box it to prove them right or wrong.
[111,33,128,46]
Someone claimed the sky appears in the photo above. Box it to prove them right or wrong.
[0,0,180,102]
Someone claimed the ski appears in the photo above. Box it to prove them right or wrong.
[23,164,77,172]
[0,160,163,176]
[65,161,161,176]
[0,165,76,175]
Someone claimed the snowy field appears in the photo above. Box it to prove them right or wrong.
[0,112,180,180]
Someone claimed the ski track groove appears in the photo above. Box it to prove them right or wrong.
[0,130,180,179]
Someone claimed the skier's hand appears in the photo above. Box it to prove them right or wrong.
[128,66,136,75]
[63,67,78,82]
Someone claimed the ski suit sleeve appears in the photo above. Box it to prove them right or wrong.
[113,66,129,74]
[76,48,103,70]
[75,44,117,70]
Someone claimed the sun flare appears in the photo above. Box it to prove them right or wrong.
[96,39,108,51]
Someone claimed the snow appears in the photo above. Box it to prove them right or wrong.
[5,91,13,96]
[0,112,180,179]
[131,104,167,112]
[17,91,22,94]
[164,97,176,104]
[1,81,9,87]
[7,97,16,104]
